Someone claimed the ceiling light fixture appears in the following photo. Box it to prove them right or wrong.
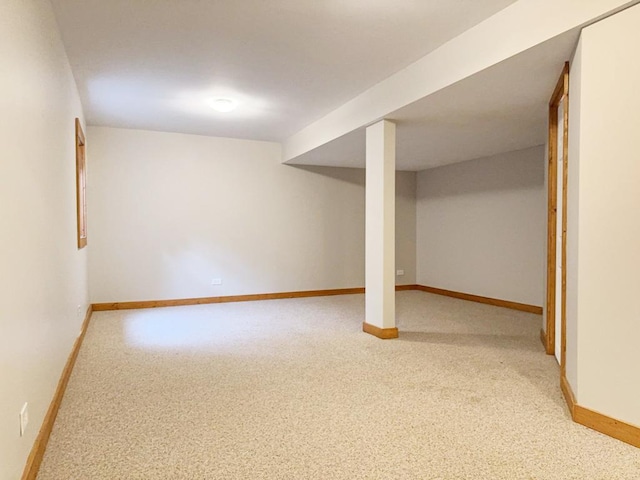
[210,98,237,113]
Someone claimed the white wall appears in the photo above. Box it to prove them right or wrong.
[88,127,416,303]
[416,146,546,306]
[0,1,89,478]
[567,4,640,426]
[396,171,417,284]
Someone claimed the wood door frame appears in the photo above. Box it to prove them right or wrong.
[544,62,569,372]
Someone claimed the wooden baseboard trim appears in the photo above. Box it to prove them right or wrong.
[362,322,399,339]
[93,286,423,311]
[561,373,640,449]
[92,287,367,311]
[540,328,548,351]
[21,305,93,480]
[415,285,543,314]
[574,405,640,449]
[560,373,576,417]
[92,284,541,315]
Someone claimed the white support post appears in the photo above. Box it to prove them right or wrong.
[364,120,397,339]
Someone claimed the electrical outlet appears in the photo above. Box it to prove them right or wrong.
[77,304,82,319]
[396,269,405,276]
[211,278,222,285]
[20,403,28,437]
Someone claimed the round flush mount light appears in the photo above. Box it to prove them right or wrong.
[210,98,237,113]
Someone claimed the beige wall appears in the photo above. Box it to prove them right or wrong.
[416,146,546,306]
[566,4,640,426]
[0,1,89,478]
[88,127,416,303]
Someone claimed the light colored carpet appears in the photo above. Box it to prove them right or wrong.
[38,291,640,479]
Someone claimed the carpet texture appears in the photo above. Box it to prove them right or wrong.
[38,291,640,479]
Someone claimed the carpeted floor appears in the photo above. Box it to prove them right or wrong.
[38,291,640,479]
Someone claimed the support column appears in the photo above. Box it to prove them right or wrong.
[363,120,398,339]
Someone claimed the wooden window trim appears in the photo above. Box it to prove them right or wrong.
[75,118,87,249]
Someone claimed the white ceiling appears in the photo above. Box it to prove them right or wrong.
[290,29,580,171]
[50,0,517,142]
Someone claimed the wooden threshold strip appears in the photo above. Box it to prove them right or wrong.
[21,305,93,480]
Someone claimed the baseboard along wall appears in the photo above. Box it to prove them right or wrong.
[92,284,543,314]
[561,374,640,449]
[92,287,367,311]
[414,285,543,314]
[21,305,93,480]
